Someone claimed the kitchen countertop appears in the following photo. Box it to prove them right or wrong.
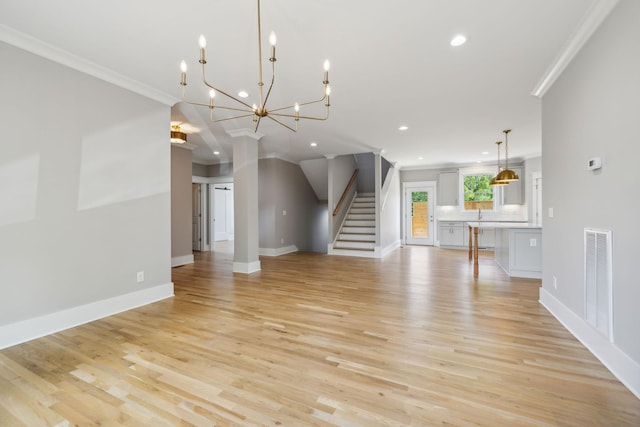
[465,221,542,229]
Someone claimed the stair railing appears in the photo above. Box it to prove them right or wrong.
[333,168,359,216]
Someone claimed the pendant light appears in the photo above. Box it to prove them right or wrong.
[489,140,508,186]
[494,129,519,183]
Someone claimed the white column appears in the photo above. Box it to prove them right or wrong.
[227,129,263,274]
[374,151,382,249]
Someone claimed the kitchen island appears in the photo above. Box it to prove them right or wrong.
[466,222,542,279]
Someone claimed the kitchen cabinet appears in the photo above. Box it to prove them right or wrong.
[439,221,464,246]
[438,172,459,206]
[502,167,523,205]
[494,226,542,278]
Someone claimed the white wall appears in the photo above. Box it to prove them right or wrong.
[540,0,640,397]
[0,42,172,347]
[380,167,401,253]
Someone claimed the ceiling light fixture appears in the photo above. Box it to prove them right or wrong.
[177,0,331,133]
[398,125,409,131]
[310,142,317,147]
[450,35,467,46]
[170,125,187,144]
[238,91,249,98]
[490,129,519,185]
[489,141,507,186]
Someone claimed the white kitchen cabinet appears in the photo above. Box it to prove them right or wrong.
[502,167,523,205]
[439,221,464,246]
[438,172,459,206]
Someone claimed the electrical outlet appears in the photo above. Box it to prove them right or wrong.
[553,276,558,290]
[280,237,284,244]
[548,207,554,218]
[282,210,287,216]
[530,238,537,247]
[137,271,144,283]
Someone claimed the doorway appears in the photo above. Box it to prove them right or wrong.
[403,182,436,245]
[531,172,542,225]
[212,184,234,242]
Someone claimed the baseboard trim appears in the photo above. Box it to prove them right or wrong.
[539,288,640,400]
[171,254,194,267]
[233,260,261,274]
[259,245,298,257]
[0,283,174,350]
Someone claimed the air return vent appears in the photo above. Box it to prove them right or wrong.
[584,228,613,341]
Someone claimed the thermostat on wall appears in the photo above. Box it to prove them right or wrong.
[587,157,602,171]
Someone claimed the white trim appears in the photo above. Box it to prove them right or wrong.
[531,0,619,97]
[226,128,264,140]
[233,260,261,274]
[539,288,640,400]
[0,24,177,106]
[192,175,234,185]
[171,254,194,267]
[0,283,174,350]
[259,245,299,256]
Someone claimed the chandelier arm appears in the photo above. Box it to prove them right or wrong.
[202,79,255,110]
[266,115,298,132]
[270,110,329,121]
[268,94,327,113]
[182,98,253,114]
[261,61,276,113]
[211,113,256,123]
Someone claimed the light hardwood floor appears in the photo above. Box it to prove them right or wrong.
[1,247,639,426]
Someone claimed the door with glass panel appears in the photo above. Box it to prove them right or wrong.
[405,185,435,245]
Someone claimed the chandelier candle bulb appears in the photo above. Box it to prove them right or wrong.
[198,35,207,63]
[323,60,330,84]
[269,31,276,61]
[209,90,215,108]
[180,61,187,86]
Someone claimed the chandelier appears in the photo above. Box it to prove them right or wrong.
[177,0,331,133]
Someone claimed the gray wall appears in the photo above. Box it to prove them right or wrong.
[541,0,640,363]
[192,162,233,178]
[0,42,171,327]
[355,152,375,193]
[258,158,326,252]
[171,146,193,261]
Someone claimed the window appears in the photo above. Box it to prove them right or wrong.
[462,173,494,210]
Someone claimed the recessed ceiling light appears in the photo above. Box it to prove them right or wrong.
[450,35,467,47]
[398,125,409,131]
[310,142,317,147]
[238,90,249,98]
[213,151,220,155]
[418,156,424,160]
[481,151,489,155]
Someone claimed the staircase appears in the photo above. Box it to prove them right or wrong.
[333,193,377,256]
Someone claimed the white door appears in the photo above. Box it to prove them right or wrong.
[405,184,435,245]
[213,185,234,241]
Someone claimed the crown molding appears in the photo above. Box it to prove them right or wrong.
[531,0,619,98]
[0,24,178,106]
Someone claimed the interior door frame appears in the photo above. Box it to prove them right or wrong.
[402,181,437,246]
[531,172,542,225]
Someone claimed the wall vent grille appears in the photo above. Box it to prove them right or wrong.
[584,228,613,341]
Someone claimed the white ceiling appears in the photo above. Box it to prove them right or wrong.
[1,0,604,168]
